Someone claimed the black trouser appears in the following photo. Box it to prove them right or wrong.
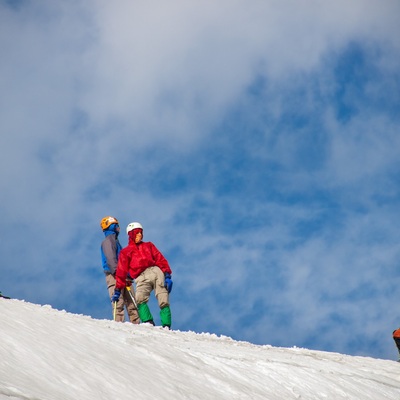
[393,337,400,354]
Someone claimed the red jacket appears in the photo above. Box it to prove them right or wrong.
[115,240,172,289]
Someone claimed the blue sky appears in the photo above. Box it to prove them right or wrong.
[1,0,399,359]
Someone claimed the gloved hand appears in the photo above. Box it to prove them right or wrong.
[164,273,173,293]
[111,289,121,303]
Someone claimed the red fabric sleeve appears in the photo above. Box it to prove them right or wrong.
[149,242,172,275]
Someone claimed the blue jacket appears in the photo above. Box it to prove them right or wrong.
[100,231,122,275]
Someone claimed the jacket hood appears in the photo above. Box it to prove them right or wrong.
[104,224,119,237]
[128,228,143,243]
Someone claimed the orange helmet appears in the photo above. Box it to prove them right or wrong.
[100,216,119,231]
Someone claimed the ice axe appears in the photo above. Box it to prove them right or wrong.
[113,299,117,321]
[126,286,138,310]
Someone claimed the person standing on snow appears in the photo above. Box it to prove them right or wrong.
[112,222,173,329]
[100,216,140,324]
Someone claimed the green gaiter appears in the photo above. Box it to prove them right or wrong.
[160,306,171,327]
[137,303,153,323]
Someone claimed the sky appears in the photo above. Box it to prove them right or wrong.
[1,299,400,400]
[1,0,400,360]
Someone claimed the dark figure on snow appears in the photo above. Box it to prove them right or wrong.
[392,328,400,362]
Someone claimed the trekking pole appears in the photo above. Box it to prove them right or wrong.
[126,286,138,309]
[113,300,117,321]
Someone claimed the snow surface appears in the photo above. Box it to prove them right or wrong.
[1,299,400,400]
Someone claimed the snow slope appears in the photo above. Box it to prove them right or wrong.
[1,299,399,400]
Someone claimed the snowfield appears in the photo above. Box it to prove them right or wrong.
[1,298,399,400]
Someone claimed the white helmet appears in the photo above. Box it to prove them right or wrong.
[126,222,143,234]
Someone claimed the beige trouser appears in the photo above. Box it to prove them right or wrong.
[135,266,169,308]
[105,274,140,323]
